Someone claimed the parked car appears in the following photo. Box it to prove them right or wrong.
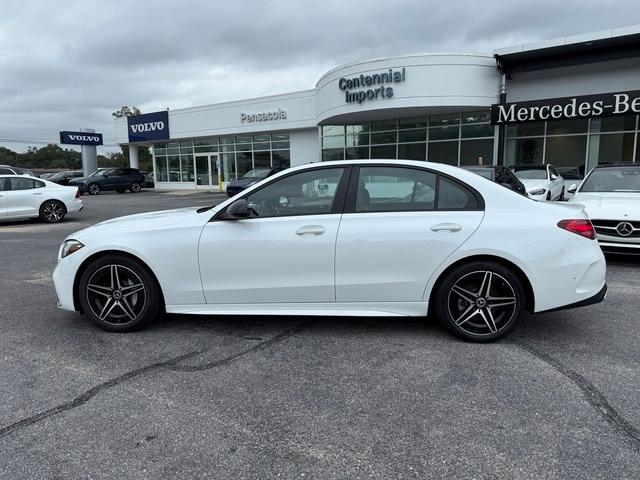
[48,170,84,186]
[569,163,640,254]
[510,164,565,201]
[69,168,145,195]
[53,160,606,342]
[141,171,155,188]
[461,165,527,196]
[39,172,57,180]
[0,175,83,223]
[226,167,281,196]
[557,166,585,200]
[0,165,34,176]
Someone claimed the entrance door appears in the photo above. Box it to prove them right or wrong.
[194,154,221,191]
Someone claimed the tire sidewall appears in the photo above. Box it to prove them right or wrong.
[39,200,66,223]
[130,182,141,193]
[78,254,162,332]
[434,261,524,342]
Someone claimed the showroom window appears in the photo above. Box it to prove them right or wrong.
[321,111,495,165]
[505,114,639,176]
[153,133,290,184]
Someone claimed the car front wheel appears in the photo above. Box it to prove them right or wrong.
[78,254,163,332]
[434,261,524,342]
[39,200,66,223]
[88,183,100,195]
[129,182,142,193]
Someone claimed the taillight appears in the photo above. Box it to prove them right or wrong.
[557,219,596,240]
[75,189,80,198]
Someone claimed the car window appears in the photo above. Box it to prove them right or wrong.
[0,178,8,191]
[0,167,14,174]
[438,177,480,210]
[245,168,344,218]
[580,166,640,192]
[9,178,44,190]
[116,169,127,176]
[549,166,560,178]
[356,166,436,212]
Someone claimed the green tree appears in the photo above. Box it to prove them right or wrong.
[112,106,141,118]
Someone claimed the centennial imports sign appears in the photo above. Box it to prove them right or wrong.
[338,67,406,104]
[127,111,170,142]
[59,131,103,146]
[491,90,640,125]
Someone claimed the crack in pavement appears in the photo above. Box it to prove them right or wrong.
[514,340,640,452]
[0,321,313,439]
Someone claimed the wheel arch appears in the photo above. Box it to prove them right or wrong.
[427,254,535,315]
[40,198,67,213]
[72,249,166,312]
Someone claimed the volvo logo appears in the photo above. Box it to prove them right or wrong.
[129,121,165,133]
[616,222,634,237]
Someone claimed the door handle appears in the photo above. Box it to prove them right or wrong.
[295,225,325,236]
[431,223,462,232]
[33,192,43,195]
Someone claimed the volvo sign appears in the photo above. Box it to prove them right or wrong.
[127,111,170,142]
[59,131,103,146]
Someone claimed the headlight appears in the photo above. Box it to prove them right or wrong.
[529,188,546,196]
[60,240,84,258]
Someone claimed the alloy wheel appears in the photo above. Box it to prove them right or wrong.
[447,270,517,337]
[88,183,100,195]
[130,182,141,193]
[86,264,147,325]
[42,201,65,222]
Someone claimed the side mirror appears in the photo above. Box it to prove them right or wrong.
[550,174,558,181]
[500,182,514,190]
[224,199,250,219]
[568,184,578,194]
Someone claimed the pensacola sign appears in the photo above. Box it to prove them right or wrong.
[127,111,170,142]
[59,131,103,146]
[491,89,640,125]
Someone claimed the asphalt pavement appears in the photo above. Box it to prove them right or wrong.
[0,190,639,479]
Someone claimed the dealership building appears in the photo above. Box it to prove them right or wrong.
[114,25,640,190]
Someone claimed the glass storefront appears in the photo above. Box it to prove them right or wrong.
[505,114,640,176]
[321,110,495,165]
[153,133,290,184]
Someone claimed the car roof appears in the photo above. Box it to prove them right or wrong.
[594,162,640,169]
[461,165,500,170]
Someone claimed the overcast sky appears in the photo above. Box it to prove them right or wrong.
[1,0,640,153]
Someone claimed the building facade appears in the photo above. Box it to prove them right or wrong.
[114,25,640,190]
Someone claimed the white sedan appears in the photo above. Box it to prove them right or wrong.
[1,175,83,223]
[511,164,565,201]
[53,160,606,342]
[569,163,640,253]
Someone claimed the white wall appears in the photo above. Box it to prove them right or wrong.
[289,129,320,166]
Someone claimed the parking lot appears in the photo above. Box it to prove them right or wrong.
[1,190,639,479]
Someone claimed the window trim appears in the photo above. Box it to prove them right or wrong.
[343,163,485,214]
[211,165,352,221]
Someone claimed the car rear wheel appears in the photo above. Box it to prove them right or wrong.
[78,254,163,332]
[88,183,100,195]
[434,261,524,342]
[39,200,66,223]
[129,182,142,193]
[559,187,565,201]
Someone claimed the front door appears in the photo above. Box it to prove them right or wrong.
[194,154,221,191]
[5,177,47,218]
[335,165,484,303]
[198,166,348,304]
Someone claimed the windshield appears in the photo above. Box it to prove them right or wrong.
[580,166,640,193]
[242,168,272,178]
[513,168,547,180]
[89,168,111,177]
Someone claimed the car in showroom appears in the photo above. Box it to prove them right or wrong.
[461,165,527,196]
[48,170,84,186]
[226,167,282,196]
[0,165,34,176]
[53,160,606,342]
[569,163,640,254]
[510,164,565,201]
[69,167,146,195]
[0,175,83,223]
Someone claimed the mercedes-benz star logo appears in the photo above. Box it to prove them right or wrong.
[616,222,634,237]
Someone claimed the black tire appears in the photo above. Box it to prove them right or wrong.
[88,183,101,195]
[434,261,524,342]
[546,191,551,201]
[39,200,66,223]
[116,189,126,193]
[78,254,163,332]
[129,182,142,193]
[559,187,565,201]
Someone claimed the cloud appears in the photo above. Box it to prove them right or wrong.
[0,0,639,152]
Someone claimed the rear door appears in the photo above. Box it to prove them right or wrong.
[335,165,484,303]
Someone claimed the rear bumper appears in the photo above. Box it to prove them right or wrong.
[65,198,84,214]
[538,283,607,313]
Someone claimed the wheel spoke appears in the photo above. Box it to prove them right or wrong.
[451,285,476,304]
[487,296,516,308]
[118,298,137,321]
[455,305,480,326]
[481,308,498,334]
[122,283,144,297]
[110,265,122,290]
[479,271,493,298]
[99,297,118,320]
[87,283,112,297]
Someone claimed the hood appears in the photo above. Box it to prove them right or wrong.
[570,192,640,220]
[519,179,549,192]
[229,176,264,187]
[69,176,92,184]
